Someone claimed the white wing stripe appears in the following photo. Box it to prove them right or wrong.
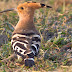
[32,41,40,46]
[15,46,26,53]
[12,34,29,39]
[32,35,41,38]
[11,39,14,44]
[31,44,38,53]
[24,58,34,61]
[12,41,27,50]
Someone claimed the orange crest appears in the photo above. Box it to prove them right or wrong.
[0,1,52,14]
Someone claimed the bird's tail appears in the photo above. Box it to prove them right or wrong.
[24,58,35,67]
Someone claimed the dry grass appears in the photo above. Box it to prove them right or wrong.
[0,0,72,72]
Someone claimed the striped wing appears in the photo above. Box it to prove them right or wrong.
[11,32,41,67]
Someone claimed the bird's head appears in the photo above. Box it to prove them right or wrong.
[16,1,52,18]
[0,1,52,19]
[0,1,52,14]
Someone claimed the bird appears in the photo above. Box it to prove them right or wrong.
[0,1,52,67]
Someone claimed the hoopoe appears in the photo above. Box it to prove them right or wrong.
[0,1,52,67]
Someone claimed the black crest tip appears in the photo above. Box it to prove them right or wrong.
[46,6,52,8]
[40,3,45,7]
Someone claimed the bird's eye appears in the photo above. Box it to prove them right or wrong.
[20,7,24,10]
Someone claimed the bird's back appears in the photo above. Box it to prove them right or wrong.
[11,29,41,67]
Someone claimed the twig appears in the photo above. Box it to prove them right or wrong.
[1,22,15,29]
[1,54,17,63]
[0,48,3,51]
[15,69,22,72]
[60,42,72,52]
[68,58,72,61]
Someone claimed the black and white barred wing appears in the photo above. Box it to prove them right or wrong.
[11,33,41,67]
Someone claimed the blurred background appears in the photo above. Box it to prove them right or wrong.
[0,0,72,72]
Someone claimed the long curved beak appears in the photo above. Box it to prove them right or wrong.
[0,8,17,13]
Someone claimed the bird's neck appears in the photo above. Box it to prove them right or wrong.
[15,13,35,30]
